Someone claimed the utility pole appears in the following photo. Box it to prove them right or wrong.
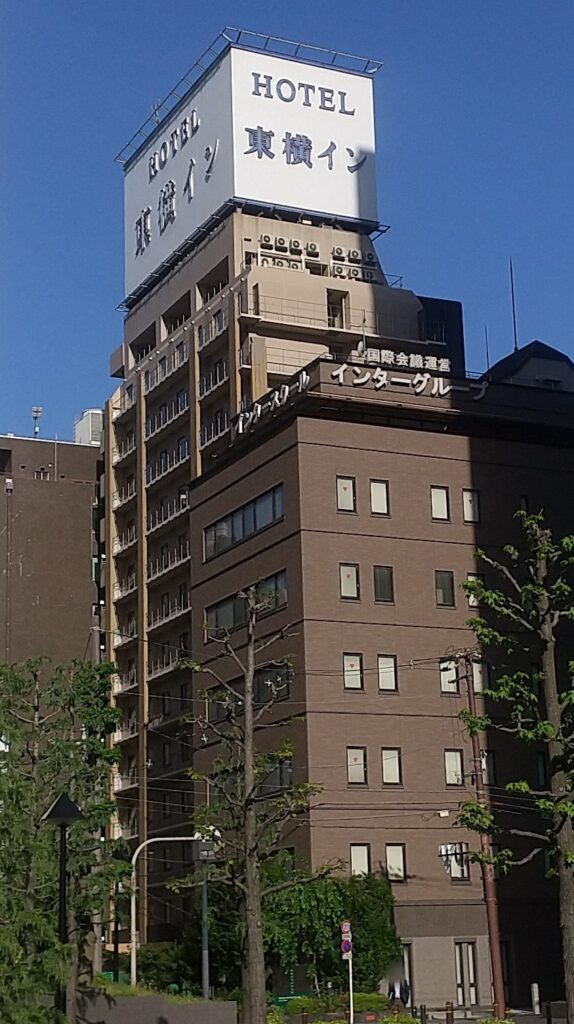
[458,651,506,1018]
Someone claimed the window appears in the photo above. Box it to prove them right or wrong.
[327,289,348,328]
[449,842,470,881]
[350,843,371,875]
[204,485,284,559]
[482,750,496,786]
[536,751,548,788]
[340,563,360,600]
[343,653,363,690]
[445,749,464,786]
[162,742,171,767]
[431,485,450,521]
[347,746,367,785]
[386,844,406,882]
[462,489,480,523]
[336,476,356,512]
[378,655,398,692]
[34,468,50,481]
[370,479,389,516]
[454,940,477,1004]
[467,573,484,608]
[440,659,458,694]
[435,570,455,607]
[205,570,287,638]
[382,748,402,785]
[519,494,529,513]
[472,660,488,693]
[208,663,291,723]
[161,794,170,818]
[374,565,394,603]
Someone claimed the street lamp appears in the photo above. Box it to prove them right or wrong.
[42,793,84,1015]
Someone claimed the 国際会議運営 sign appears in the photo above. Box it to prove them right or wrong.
[122,46,378,299]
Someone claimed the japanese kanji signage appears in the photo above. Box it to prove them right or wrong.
[123,46,377,299]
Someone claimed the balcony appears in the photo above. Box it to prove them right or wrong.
[113,671,137,695]
[112,528,137,555]
[145,441,190,487]
[147,492,189,534]
[113,624,137,649]
[147,541,190,581]
[144,343,189,395]
[145,392,189,440]
[199,412,229,451]
[148,650,182,679]
[197,309,228,353]
[112,435,136,465]
[112,390,136,422]
[112,482,136,510]
[113,770,137,792]
[113,575,137,601]
[199,361,229,400]
[147,590,191,630]
[113,719,138,744]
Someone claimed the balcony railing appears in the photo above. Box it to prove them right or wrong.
[199,412,229,451]
[148,650,182,679]
[112,390,136,421]
[113,625,137,649]
[197,309,228,352]
[147,541,190,581]
[112,482,136,509]
[113,719,138,743]
[113,575,137,600]
[113,672,137,694]
[144,343,189,394]
[113,770,137,792]
[145,441,190,487]
[199,361,229,399]
[145,393,189,439]
[147,590,191,630]
[112,436,136,465]
[146,492,189,533]
[112,528,137,555]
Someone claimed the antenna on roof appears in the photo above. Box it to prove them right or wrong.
[484,324,490,370]
[509,257,519,352]
[32,406,43,438]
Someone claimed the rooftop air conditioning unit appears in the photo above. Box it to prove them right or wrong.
[273,258,286,268]
[362,269,374,282]
[348,248,361,262]
[275,236,288,251]
[260,233,273,249]
[289,261,301,270]
[306,242,319,257]
[348,266,361,279]
[364,251,376,264]
[290,239,302,253]
[332,246,346,260]
[332,264,346,277]
[260,256,271,267]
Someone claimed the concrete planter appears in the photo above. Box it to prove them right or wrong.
[76,991,237,1024]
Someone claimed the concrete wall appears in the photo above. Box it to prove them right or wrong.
[77,992,236,1024]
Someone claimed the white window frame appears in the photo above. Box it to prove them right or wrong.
[450,842,470,881]
[482,749,496,786]
[340,563,360,600]
[350,843,371,875]
[336,476,356,513]
[440,659,458,694]
[347,746,367,785]
[472,660,488,693]
[430,485,450,521]
[378,654,398,692]
[462,489,480,523]
[435,569,455,607]
[343,653,363,690]
[386,843,406,882]
[467,573,484,608]
[382,747,402,785]
[370,479,390,516]
[445,749,464,786]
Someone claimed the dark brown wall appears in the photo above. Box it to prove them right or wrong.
[0,437,99,665]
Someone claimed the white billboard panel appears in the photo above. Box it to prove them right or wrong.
[123,47,377,300]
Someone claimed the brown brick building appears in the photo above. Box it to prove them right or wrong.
[0,434,102,665]
[104,190,570,1003]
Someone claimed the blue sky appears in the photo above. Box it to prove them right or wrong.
[1,0,573,440]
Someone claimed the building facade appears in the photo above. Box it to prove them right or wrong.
[0,435,102,665]
[104,33,568,1008]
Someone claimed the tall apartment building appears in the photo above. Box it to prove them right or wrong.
[105,32,568,1007]
[0,434,102,665]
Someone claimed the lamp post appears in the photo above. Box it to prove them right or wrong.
[42,793,84,1016]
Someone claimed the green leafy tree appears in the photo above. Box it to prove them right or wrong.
[460,512,574,1018]
[177,586,334,1024]
[0,659,129,1022]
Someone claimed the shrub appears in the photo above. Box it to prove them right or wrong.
[381,1014,417,1024]
[284,996,326,1014]
[342,993,390,1012]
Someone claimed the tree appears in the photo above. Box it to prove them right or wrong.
[0,659,129,1022]
[460,511,574,1018]
[178,586,334,1024]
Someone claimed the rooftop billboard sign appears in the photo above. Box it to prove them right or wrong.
[122,43,378,301]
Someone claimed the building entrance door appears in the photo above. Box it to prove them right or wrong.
[454,942,478,1006]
